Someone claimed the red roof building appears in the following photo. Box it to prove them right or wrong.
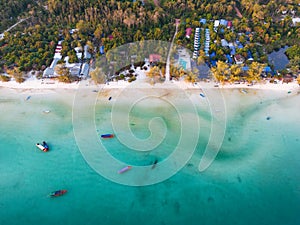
[234,54,244,64]
[227,21,232,28]
[185,28,192,38]
[149,54,161,63]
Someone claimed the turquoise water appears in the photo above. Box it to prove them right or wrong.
[0,88,299,225]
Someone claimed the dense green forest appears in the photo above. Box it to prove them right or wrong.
[0,0,37,31]
[0,0,299,78]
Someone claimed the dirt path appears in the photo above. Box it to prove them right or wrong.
[0,17,30,39]
[165,21,179,82]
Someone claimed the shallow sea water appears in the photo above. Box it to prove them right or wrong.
[0,88,299,225]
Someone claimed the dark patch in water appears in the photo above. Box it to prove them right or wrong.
[237,175,242,183]
[228,137,231,142]
[266,116,271,120]
[174,201,180,214]
[187,163,193,167]
[207,196,214,203]
[130,201,135,209]
[161,199,168,206]
[151,159,158,169]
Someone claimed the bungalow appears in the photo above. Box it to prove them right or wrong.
[234,54,244,64]
[214,20,220,27]
[185,27,192,38]
[221,39,229,47]
[214,20,220,32]
[108,35,114,40]
[292,17,300,25]
[69,29,78,34]
[226,54,233,63]
[149,54,161,63]
[200,18,206,25]
[283,74,294,83]
[247,50,253,60]
[237,43,244,49]
[227,21,233,28]
[100,45,105,54]
[220,19,227,26]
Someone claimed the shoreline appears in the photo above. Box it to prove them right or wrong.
[0,76,299,93]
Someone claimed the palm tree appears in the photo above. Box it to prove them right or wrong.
[211,61,230,84]
[247,62,265,83]
[229,64,242,83]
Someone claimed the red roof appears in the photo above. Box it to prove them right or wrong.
[185,28,192,37]
[149,54,161,63]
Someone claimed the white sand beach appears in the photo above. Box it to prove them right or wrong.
[0,75,299,93]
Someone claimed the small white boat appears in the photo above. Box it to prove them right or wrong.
[36,142,49,152]
[42,110,51,114]
[240,89,248,94]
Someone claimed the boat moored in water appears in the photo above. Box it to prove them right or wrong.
[118,166,132,174]
[49,190,67,197]
[36,141,49,152]
[101,134,114,138]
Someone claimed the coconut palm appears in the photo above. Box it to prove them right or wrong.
[211,61,230,84]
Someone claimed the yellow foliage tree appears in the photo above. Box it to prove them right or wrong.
[90,67,106,84]
[247,62,265,83]
[211,61,230,84]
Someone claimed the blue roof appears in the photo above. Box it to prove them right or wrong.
[210,51,216,58]
[238,43,243,49]
[211,60,217,67]
[264,66,272,72]
[230,49,236,55]
[220,19,227,26]
[226,54,233,63]
[242,66,249,71]
[100,46,105,54]
[200,18,206,24]
[247,50,253,59]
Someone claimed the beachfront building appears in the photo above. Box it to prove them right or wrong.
[204,28,210,57]
[177,48,191,71]
[192,27,200,59]
[234,54,245,65]
[74,45,91,61]
[43,40,63,77]
[80,63,90,78]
